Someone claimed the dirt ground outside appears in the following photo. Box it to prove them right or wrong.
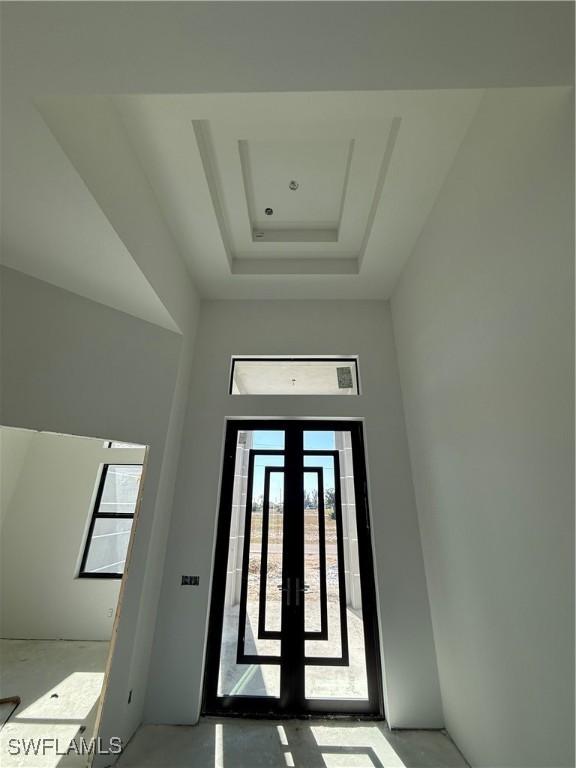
[247,508,340,603]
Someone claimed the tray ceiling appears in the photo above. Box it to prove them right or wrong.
[36,90,483,299]
[193,120,398,270]
[112,91,482,294]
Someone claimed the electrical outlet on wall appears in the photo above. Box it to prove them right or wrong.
[107,608,114,618]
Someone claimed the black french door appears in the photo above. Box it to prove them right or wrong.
[203,420,383,716]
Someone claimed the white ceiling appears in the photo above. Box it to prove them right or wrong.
[241,137,351,236]
[38,90,482,299]
[1,2,572,323]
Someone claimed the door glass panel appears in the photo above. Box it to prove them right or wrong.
[243,455,284,657]
[252,430,286,450]
[217,430,284,697]
[304,470,325,634]
[304,431,369,700]
[304,454,342,660]
[303,430,336,450]
[263,470,284,633]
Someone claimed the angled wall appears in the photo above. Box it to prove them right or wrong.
[391,88,574,767]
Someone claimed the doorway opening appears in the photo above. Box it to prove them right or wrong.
[203,420,382,717]
[0,426,148,766]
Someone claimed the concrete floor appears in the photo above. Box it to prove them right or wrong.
[117,718,469,768]
[0,639,109,768]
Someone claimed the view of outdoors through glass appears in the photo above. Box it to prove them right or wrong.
[82,464,143,575]
[217,428,368,701]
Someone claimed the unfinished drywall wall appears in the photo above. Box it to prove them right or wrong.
[146,299,443,729]
[0,429,145,640]
[391,87,574,767]
[0,266,199,760]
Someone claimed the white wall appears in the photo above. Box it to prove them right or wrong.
[1,429,145,640]
[0,426,34,531]
[0,266,199,761]
[145,299,443,728]
[391,87,574,767]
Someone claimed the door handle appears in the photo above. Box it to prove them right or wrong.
[277,578,291,606]
[294,578,310,606]
[277,579,309,606]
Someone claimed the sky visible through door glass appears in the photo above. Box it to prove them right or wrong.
[251,430,336,495]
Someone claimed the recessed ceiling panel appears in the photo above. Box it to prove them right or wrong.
[192,114,399,273]
[239,139,352,242]
[111,91,484,293]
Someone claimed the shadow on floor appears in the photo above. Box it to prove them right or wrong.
[117,718,469,768]
[0,640,109,768]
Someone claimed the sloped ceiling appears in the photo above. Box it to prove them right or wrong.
[1,94,180,331]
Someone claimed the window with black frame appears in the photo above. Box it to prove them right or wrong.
[79,464,143,578]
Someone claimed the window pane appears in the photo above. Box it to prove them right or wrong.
[100,465,142,514]
[108,441,145,449]
[231,359,358,395]
[84,518,133,574]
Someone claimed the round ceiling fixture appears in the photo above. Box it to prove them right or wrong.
[289,180,299,191]
[265,207,274,216]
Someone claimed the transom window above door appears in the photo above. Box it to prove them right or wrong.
[230,357,359,395]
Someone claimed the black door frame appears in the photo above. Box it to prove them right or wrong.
[202,419,384,717]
